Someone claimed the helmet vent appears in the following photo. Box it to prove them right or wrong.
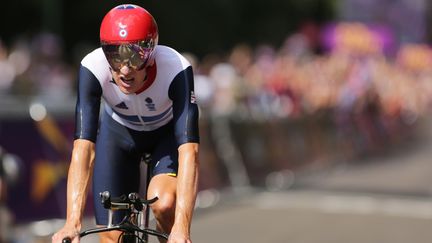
[116,4,137,10]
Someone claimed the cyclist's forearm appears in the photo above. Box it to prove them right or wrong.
[66,139,96,227]
[174,143,199,235]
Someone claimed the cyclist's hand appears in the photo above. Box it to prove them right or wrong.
[167,231,192,243]
[51,225,80,243]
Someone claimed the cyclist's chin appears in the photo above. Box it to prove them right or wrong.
[118,85,138,94]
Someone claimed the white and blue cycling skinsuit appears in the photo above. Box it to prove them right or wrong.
[75,45,199,224]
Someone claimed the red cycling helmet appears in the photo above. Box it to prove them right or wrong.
[100,4,158,71]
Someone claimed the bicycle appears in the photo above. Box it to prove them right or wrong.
[62,157,169,243]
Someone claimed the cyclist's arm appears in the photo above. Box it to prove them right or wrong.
[66,139,96,229]
[169,65,200,241]
[68,64,103,226]
[52,139,96,243]
[53,64,102,243]
[173,142,199,239]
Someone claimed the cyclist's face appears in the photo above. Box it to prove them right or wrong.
[110,64,148,94]
[102,41,154,94]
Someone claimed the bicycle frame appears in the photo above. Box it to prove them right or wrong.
[63,157,169,243]
[63,191,169,243]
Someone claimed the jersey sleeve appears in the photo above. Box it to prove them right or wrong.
[168,66,200,146]
[74,65,103,142]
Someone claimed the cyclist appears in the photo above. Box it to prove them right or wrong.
[52,4,200,243]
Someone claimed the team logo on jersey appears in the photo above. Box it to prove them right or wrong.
[190,91,197,104]
[145,97,156,111]
[115,101,129,109]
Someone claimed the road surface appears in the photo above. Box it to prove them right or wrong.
[190,117,432,243]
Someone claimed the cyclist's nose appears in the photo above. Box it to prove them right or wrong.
[119,63,132,75]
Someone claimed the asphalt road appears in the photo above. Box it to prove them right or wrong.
[190,117,432,243]
[191,190,432,243]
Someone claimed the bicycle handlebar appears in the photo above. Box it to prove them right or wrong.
[61,225,169,242]
[100,191,158,211]
[61,191,165,243]
[62,237,71,243]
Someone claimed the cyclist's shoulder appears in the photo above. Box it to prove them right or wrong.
[154,45,191,71]
[81,48,107,67]
[80,48,111,83]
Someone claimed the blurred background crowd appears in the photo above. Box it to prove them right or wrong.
[2,0,432,242]
[2,19,432,159]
